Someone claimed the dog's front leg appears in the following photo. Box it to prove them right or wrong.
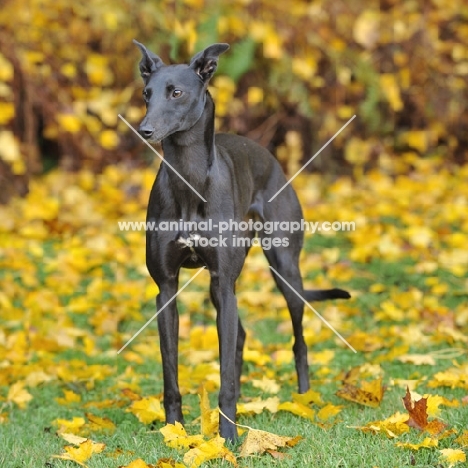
[210,274,238,442]
[157,278,184,425]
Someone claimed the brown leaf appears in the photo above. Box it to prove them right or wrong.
[402,387,428,430]
[336,378,384,408]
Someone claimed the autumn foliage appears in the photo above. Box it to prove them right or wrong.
[1,0,467,201]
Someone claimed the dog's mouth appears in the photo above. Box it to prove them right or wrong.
[147,136,162,144]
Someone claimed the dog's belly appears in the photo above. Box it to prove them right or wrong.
[181,257,205,268]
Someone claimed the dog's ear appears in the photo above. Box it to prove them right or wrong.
[133,40,164,83]
[189,43,229,83]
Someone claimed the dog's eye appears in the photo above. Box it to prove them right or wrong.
[143,89,151,101]
[172,89,182,98]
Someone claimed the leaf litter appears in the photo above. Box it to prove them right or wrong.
[0,160,467,465]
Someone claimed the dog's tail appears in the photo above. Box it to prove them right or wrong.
[303,288,351,302]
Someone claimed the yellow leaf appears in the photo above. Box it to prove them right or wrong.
[160,421,204,450]
[262,30,282,59]
[155,459,186,468]
[127,396,165,424]
[7,381,33,409]
[145,282,159,300]
[252,377,280,394]
[404,130,428,153]
[54,416,86,434]
[0,102,15,124]
[200,387,218,437]
[237,397,279,415]
[292,389,324,406]
[57,113,81,133]
[86,54,113,86]
[183,435,236,468]
[380,74,403,112]
[317,404,343,421]
[0,53,13,81]
[52,439,105,465]
[454,430,468,446]
[278,401,315,421]
[353,10,380,49]
[100,130,119,149]
[345,137,373,166]
[310,349,335,366]
[243,348,271,366]
[85,412,116,432]
[61,62,77,79]
[59,433,88,445]
[56,390,81,405]
[370,283,386,293]
[121,459,153,468]
[351,411,410,438]
[0,131,21,166]
[439,449,466,466]
[291,56,316,80]
[247,87,263,104]
[425,394,458,418]
[239,428,301,457]
[396,437,438,450]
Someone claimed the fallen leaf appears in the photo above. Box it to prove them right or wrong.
[336,378,384,408]
[402,388,447,435]
[396,437,438,450]
[402,388,428,430]
[127,396,165,424]
[7,381,33,409]
[52,439,105,466]
[155,458,186,468]
[56,390,82,405]
[160,421,204,450]
[237,397,279,415]
[54,416,86,434]
[85,412,116,433]
[199,387,218,437]
[239,428,301,457]
[119,458,154,468]
[183,435,236,468]
[454,430,468,446]
[266,449,289,460]
[278,401,315,420]
[439,448,466,466]
[317,403,343,421]
[251,377,280,394]
[350,411,410,438]
[292,389,324,406]
[398,354,436,366]
[59,433,88,445]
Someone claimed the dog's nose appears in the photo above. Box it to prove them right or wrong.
[138,124,155,139]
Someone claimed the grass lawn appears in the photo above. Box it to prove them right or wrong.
[0,162,467,467]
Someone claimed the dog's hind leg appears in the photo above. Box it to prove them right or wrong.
[261,242,310,393]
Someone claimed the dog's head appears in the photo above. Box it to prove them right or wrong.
[133,41,229,143]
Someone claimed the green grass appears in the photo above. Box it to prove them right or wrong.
[1,226,467,468]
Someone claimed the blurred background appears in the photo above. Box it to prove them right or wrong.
[1,0,467,202]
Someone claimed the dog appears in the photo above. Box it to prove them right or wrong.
[133,40,350,441]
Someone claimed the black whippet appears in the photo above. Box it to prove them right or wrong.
[133,41,350,441]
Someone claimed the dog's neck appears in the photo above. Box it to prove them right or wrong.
[161,92,216,198]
